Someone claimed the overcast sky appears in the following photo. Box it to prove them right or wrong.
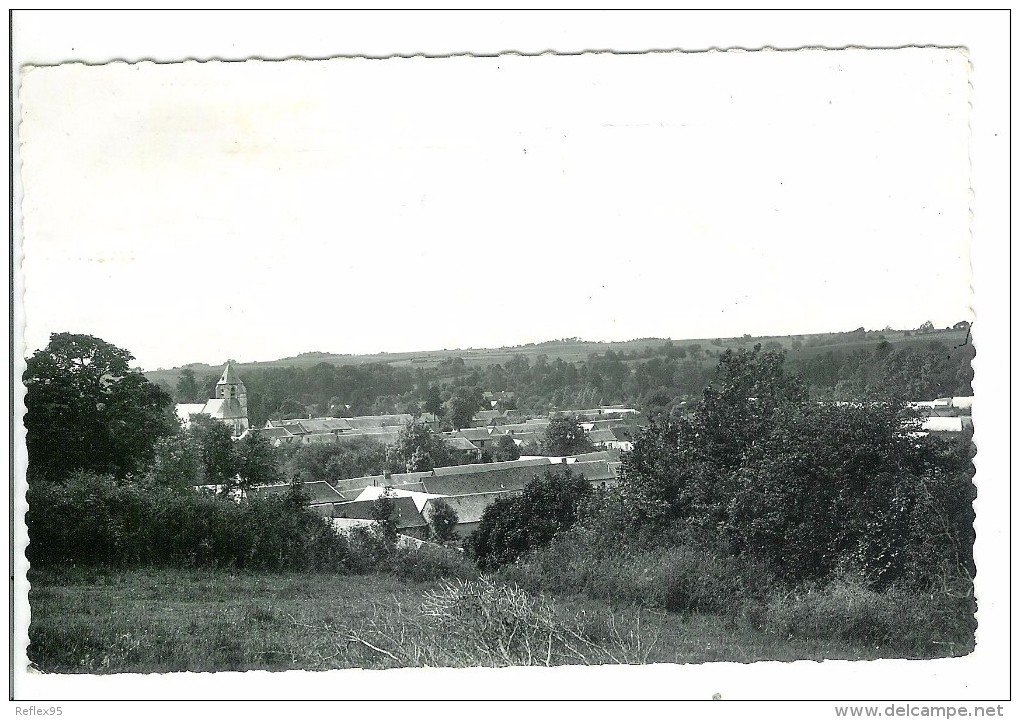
[19,48,972,370]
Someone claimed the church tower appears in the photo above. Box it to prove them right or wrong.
[212,360,249,437]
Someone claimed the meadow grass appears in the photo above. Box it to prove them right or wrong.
[27,566,942,674]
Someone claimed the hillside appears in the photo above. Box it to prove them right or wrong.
[144,327,969,389]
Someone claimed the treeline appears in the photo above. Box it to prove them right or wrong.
[176,362,419,426]
[175,332,973,427]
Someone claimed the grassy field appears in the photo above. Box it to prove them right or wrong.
[28,567,937,674]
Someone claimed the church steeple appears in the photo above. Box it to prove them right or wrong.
[213,360,248,436]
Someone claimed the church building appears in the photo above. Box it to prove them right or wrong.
[175,361,250,438]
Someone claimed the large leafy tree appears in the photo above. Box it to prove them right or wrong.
[493,433,521,462]
[425,498,460,541]
[422,385,445,422]
[174,368,201,403]
[387,420,453,473]
[234,430,283,491]
[541,415,595,456]
[187,415,238,485]
[24,333,177,481]
[697,345,807,471]
[448,389,483,431]
[148,432,205,492]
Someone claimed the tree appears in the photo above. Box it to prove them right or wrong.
[234,430,283,491]
[426,498,460,541]
[188,415,238,485]
[726,401,923,585]
[493,433,521,462]
[918,320,935,334]
[148,432,205,492]
[278,398,306,420]
[371,490,398,542]
[175,368,200,403]
[448,389,483,430]
[388,421,453,473]
[542,415,595,456]
[422,385,445,421]
[470,468,593,570]
[697,345,807,471]
[620,343,974,589]
[24,333,177,482]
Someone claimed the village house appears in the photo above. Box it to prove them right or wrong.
[470,409,509,427]
[422,492,519,538]
[331,495,430,539]
[303,455,621,538]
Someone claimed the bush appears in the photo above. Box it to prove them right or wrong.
[503,522,773,617]
[425,499,459,542]
[26,472,351,572]
[469,468,593,570]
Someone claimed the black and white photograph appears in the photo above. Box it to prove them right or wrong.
[10,10,1011,714]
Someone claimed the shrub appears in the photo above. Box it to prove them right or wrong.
[26,471,350,572]
[469,468,593,571]
[760,571,976,657]
[424,499,459,542]
[503,523,773,617]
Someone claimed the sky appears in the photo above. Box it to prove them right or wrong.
[19,48,973,370]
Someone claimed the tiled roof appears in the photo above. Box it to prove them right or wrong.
[446,436,483,452]
[609,426,639,442]
[203,397,246,420]
[342,430,399,445]
[345,414,414,429]
[387,471,434,485]
[247,481,343,504]
[332,495,427,529]
[257,426,295,439]
[452,427,500,442]
[423,463,552,496]
[568,460,616,482]
[423,491,520,526]
[387,481,428,494]
[431,457,551,477]
[570,450,620,463]
[355,484,445,512]
[332,475,386,493]
[298,418,353,433]
[588,418,633,431]
[501,423,550,434]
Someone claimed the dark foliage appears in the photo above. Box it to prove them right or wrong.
[619,346,975,589]
[25,333,177,482]
[425,498,460,542]
[542,415,596,456]
[26,472,349,571]
[469,468,593,571]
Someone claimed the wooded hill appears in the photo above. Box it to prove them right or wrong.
[148,325,973,429]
